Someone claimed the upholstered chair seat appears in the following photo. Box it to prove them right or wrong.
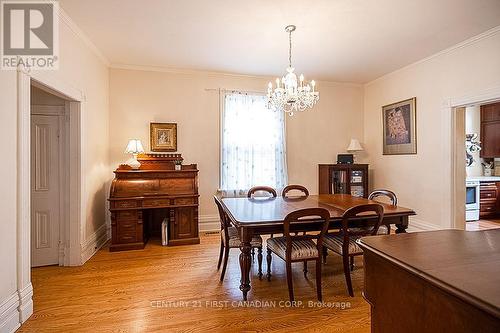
[223,226,263,248]
[323,234,364,255]
[266,236,318,260]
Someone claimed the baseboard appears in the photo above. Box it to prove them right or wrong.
[408,217,443,232]
[81,223,110,264]
[0,292,20,333]
[17,283,33,325]
[199,215,220,233]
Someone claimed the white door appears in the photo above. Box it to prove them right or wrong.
[31,114,61,267]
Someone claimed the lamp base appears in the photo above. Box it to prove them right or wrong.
[126,155,141,169]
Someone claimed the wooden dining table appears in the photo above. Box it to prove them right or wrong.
[219,194,416,300]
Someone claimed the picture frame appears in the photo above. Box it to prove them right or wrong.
[382,97,417,155]
[150,122,177,152]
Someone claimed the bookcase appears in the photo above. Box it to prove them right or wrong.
[318,164,369,198]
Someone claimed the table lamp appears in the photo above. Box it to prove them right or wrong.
[125,139,145,169]
[347,138,363,162]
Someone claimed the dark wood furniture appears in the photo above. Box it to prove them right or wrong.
[282,184,309,197]
[368,189,398,234]
[266,208,330,301]
[358,230,500,333]
[108,153,199,252]
[480,102,500,158]
[247,186,277,198]
[219,194,415,300]
[480,181,500,218]
[319,164,369,198]
[323,204,384,297]
[214,195,263,281]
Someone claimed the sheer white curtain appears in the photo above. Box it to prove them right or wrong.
[221,92,288,197]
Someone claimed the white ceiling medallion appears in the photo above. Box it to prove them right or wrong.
[267,25,319,116]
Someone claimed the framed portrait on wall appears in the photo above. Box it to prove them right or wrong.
[382,97,417,155]
[150,122,177,152]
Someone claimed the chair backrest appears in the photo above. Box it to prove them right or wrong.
[282,185,309,198]
[247,186,277,198]
[368,189,398,206]
[341,204,384,237]
[282,208,330,260]
[214,195,231,240]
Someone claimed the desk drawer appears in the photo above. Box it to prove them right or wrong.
[174,197,197,205]
[143,198,171,207]
[118,232,137,243]
[116,210,138,220]
[112,200,137,209]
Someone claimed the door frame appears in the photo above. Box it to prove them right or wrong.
[17,64,85,322]
[445,85,500,230]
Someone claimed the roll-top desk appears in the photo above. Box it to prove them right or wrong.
[108,154,199,252]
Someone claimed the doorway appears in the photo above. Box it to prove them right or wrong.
[30,86,69,266]
[450,92,500,231]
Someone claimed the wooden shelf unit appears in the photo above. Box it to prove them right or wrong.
[318,164,369,198]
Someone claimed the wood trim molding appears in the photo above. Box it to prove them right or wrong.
[366,25,500,87]
[199,214,220,233]
[81,223,110,264]
[0,292,20,333]
[58,7,110,66]
[407,217,442,232]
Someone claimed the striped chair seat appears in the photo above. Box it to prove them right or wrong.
[351,225,389,235]
[323,233,364,255]
[223,227,263,248]
[267,236,318,260]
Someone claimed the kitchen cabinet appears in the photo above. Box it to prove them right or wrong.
[480,102,500,158]
[479,181,500,218]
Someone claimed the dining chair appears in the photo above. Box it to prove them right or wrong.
[323,203,384,297]
[368,189,398,235]
[247,186,277,198]
[214,195,264,281]
[248,186,278,239]
[281,184,309,197]
[266,208,331,302]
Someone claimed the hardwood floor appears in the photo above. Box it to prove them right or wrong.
[19,234,370,333]
[466,218,500,231]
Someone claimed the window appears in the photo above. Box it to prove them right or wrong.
[220,92,287,196]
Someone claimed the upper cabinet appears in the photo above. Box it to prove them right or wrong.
[480,102,500,158]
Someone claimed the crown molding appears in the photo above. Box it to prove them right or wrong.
[58,7,110,66]
[365,25,500,87]
[110,63,363,87]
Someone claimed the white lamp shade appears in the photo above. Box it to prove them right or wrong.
[125,139,145,154]
[347,139,363,152]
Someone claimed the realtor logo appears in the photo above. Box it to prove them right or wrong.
[1,0,59,70]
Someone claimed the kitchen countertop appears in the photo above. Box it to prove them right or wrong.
[467,176,500,182]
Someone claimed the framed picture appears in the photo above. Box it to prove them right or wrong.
[150,122,177,152]
[382,97,417,155]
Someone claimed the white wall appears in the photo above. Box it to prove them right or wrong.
[0,13,110,332]
[109,68,364,222]
[363,29,500,230]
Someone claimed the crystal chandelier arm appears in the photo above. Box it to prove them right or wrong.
[288,28,292,68]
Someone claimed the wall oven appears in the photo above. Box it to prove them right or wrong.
[465,180,480,221]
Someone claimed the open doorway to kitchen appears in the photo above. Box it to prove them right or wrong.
[452,98,500,231]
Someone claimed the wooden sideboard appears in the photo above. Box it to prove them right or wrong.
[108,153,199,252]
[358,230,500,333]
[318,164,369,198]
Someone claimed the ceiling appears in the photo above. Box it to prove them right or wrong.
[60,0,500,83]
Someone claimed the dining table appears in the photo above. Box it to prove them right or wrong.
[219,194,416,300]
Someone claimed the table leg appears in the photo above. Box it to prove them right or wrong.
[239,228,253,300]
[395,216,409,234]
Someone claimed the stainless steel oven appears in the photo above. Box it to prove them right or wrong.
[465,180,480,221]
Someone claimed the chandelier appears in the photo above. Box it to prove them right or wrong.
[267,25,319,116]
